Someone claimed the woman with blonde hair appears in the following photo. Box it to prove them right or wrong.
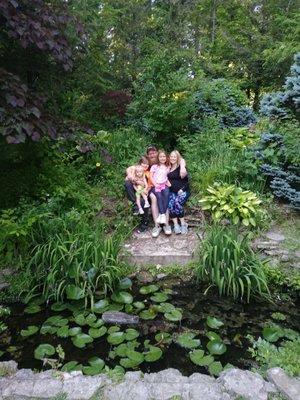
[167,150,190,234]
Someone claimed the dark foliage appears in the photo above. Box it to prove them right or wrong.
[101,90,132,119]
[0,0,83,71]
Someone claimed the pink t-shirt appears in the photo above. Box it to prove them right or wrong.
[150,164,169,187]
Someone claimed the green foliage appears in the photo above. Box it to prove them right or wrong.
[225,127,259,149]
[248,328,300,376]
[195,225,270,302]
[199,183,263,227]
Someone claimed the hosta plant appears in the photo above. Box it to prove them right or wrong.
[225,127,259,149]
[199,183,262,227]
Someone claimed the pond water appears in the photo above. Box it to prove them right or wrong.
[1,277,299,376]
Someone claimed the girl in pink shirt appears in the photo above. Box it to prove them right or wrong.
[150,150,171,225]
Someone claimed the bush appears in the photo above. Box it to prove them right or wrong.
[225,127,259,149]
[195,226,270,302]
[199,183,263,227]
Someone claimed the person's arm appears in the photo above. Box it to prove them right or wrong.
[150,165,157,187]
[179,158,187,179]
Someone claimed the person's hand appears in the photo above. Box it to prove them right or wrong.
[178,189,184,195]
[166,180,171,187]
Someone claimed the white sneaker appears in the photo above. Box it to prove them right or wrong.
[163,225,172,235]
[144,201,150,208]
[139,208,144,214]
[152,226,162,238]
[156,214,162,224]
[160,214,167,224]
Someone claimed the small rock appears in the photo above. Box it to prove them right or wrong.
[0,361,18,376]
[136,270,154,284]
[102,311,139,325]
[267,367,300,400]
[0,268,14,277]
[156,273,167,280]
[0,282,9,290]
[265,232,285,242]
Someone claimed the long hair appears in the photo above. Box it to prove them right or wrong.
[157,150,170,166]
[169,150,182,168]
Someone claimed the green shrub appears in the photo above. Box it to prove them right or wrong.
[225,127,259,149]
[195,226,270,302]
[199,183,263,227]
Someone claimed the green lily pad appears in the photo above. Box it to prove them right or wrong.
[83,357,105,375]
[68,327,82,336]
[92,299,109,313]
[89,318,104,328]
[157,302,175,313]
[125,304,134,313]
[56,325,69,338]
[66,284,85,300]
[176,332,201,349]
[190,351,213,366]
[155,332,172,344]
[164,309,182,322]
[206,316,224,329]
[0,350,5,357]
[51,303,68,312]
[207,340,227,355]
[85,314,97,325]
[107,331,125,345]
[139,285,159,295]
[74,314,87,326]
[262,326,284,343]
[111,291,133,304]
[144,346,163,362]
[20,325,39,337]
[61,361,82,372]
[88,326,107,338]
[119,278,132,290]
[271,312,286,321]
[115,343,129,357]
[108,325,120,334]
[40,325,57,335]
[126,349,144,364]
[140,308,158,320]
[125,328,139,341]
[206,331,222,342]
[72,333,93,348]
[107,303,124,312]
[119,357,140,369]
[24,305,41,314]
[34,344,56,360]
[133,301,145,310]
[45,315,68,327]
[150,292,169,303]
[208,361,223,376]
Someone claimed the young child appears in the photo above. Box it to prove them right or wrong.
[150,150,170,224]
[132,165,150,214]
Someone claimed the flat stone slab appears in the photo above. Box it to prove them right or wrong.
[123,229,200,266]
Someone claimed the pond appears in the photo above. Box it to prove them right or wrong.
[1,277,299,377]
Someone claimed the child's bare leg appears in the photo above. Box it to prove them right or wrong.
[141,192,148,203]
[149,192,159,227]
[136,194,142,210]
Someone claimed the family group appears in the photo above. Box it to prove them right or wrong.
[124,145,190,238]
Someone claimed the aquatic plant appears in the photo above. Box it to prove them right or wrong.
[195,226,270,302]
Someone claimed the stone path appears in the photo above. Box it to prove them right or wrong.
[123,228,201,266]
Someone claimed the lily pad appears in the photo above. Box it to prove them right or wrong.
[157,302,175,313]
[176,332,201,349]
[119,278,132,290]
[68,327,82,336]
[206,316,224,330]
[88,326,107,338]
[92,299,109,313]
[190,351,214,366]
[133,301,145,310]
[120,357,140,369]
[262,326,284,343]
[115,343,129,357]
[125,328,139,341]
[150,292,169,303]
[20,325,39,337]
[72,333,93,348]
[125,304,133,313]
[61,361,82,372]
[208,361,223,376]
[139,285,159,295]
[45,315,68,327]
[34,344,56,360]
[111,291,133,304]
[74,314,87,326]
[83,357,105,375]
[126,349,144,364]
[155,332,172,345]
[164,309,182,322]
[108,326,120,334]
[107,303,124,312]
[107,331,126,345]
[89,319,104,328]
[40,325,57,335]
[144,346,163,362]
[207,340,227,355]
[140,308,158,320]
[24,305,41,314]
[85,314,97,326]
[56,325,69,338]
[206,331,222,342]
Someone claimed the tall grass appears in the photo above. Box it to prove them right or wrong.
[26,226,128,307]
[195,225,270,302]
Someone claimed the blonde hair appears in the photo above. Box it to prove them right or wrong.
[134,165,145,178]
[169,150,182,168]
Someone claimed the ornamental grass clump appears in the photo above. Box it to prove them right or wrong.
[199,183,262,227]
[195,225,270,302]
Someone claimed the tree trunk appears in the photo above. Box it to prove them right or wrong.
[253,87,260,111]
